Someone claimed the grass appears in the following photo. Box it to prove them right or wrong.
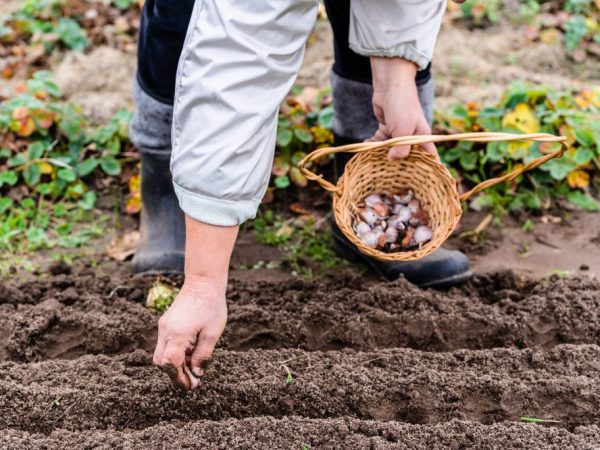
[251,209,359,278]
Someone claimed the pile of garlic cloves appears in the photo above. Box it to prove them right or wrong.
[353,190,433,252]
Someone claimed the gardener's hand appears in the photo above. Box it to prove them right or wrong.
[153,216,238,390]
[153,277,227,389]
[369,57,437,161]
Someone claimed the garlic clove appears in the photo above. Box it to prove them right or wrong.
[385,226,398,243]
[408,199,420,213]
[361,209,378,226]
[365,194,383,207]
[397,206,412,223]
[359,231,378,248]
[355,221,371,235]
[414,225,433,244]
[371,202,389,218]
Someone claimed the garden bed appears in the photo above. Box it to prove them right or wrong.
[1,268,600,448]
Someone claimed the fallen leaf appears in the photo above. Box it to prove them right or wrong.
[146,280,179,312]
[106,231,140,261]
[567,169,590,189]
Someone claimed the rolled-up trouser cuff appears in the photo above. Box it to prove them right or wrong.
[130,77,174,155]
[173,182,260,226]
[331,71,434,142]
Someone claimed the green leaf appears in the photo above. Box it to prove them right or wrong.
[274,175,290,189]
[0,170,18,187]
[574,128,595,147]
[276,128,293,148]
[293,128,313,144]
[574,148,594,165]
[0,197,13,215]
[459,151,478,171]
[520,417,561,424]
[486,141,506,162]
[26,227,48,249]
[57,168,77,182]
[566,191,600,211]
[56,18,88,51]
[317,106,334,129]
[36,183,52,195]
[78,191,96,210]
[77,159,99,177]
[7,153,28,167]
[27,141,45,159]
[23,164,41,186]
[100,157,121,176]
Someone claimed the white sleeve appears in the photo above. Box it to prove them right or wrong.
[349,0,447,70]
[171,0,318,226]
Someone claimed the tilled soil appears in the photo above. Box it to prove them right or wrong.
[1,270,600,448]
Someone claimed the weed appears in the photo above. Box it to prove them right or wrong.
[520,416,561,424]
[252,210,357,278]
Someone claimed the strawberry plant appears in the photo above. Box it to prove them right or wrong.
[449,0,600,58]
[267,86,334,199]
[0,0,141,77]
[435,82,600,215]
[0,71,135,263]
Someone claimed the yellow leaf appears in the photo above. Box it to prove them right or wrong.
[18,117,35,137]
[125,196,141,214]
[39,162,54,174]
[502,103,540,134]
[567,170,590,189]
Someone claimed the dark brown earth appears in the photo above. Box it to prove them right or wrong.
[1,269,600,448]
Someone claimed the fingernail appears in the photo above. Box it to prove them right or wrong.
[192,367,204,377]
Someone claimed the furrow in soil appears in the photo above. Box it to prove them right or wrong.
[2,417,600,450]
[1,272,600,361]
[1,345,600,433]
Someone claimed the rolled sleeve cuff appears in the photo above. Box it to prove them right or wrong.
[349,43,430,71]
[173,182,261,226]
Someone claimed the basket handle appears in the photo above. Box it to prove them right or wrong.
[297,132,567,200]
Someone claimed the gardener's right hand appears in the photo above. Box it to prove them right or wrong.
[153,275,227,390]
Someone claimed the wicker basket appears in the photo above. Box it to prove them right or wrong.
[297,132,567,262]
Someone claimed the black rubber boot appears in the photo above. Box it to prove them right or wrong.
[331,136,472,289]
[132,153,185,275]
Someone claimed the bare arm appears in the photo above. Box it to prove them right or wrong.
[153,216,238,389]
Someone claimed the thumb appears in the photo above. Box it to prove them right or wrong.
[190,331,219,378]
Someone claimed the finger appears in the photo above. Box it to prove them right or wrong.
[365,125,389,143]
[415,121,439,159]
[420,141,438,159]
[388,144,411,161]
[152,330,167,367]
[161,340,193,390]
[190,332,219,378]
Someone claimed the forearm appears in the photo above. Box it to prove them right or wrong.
[183,215,238,296]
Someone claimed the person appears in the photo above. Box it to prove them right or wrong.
[130,0,471,390]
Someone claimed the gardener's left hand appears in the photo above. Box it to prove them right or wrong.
[369,57,438,161]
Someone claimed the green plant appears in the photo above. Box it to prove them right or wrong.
[0,0,141,76]
[252,210,355,278]
[269,87,334,196]
[451,0,600,56]
[0,71,134,263]
[520,416,561,424]
[459,0,502,25]
[435,83,600,215]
